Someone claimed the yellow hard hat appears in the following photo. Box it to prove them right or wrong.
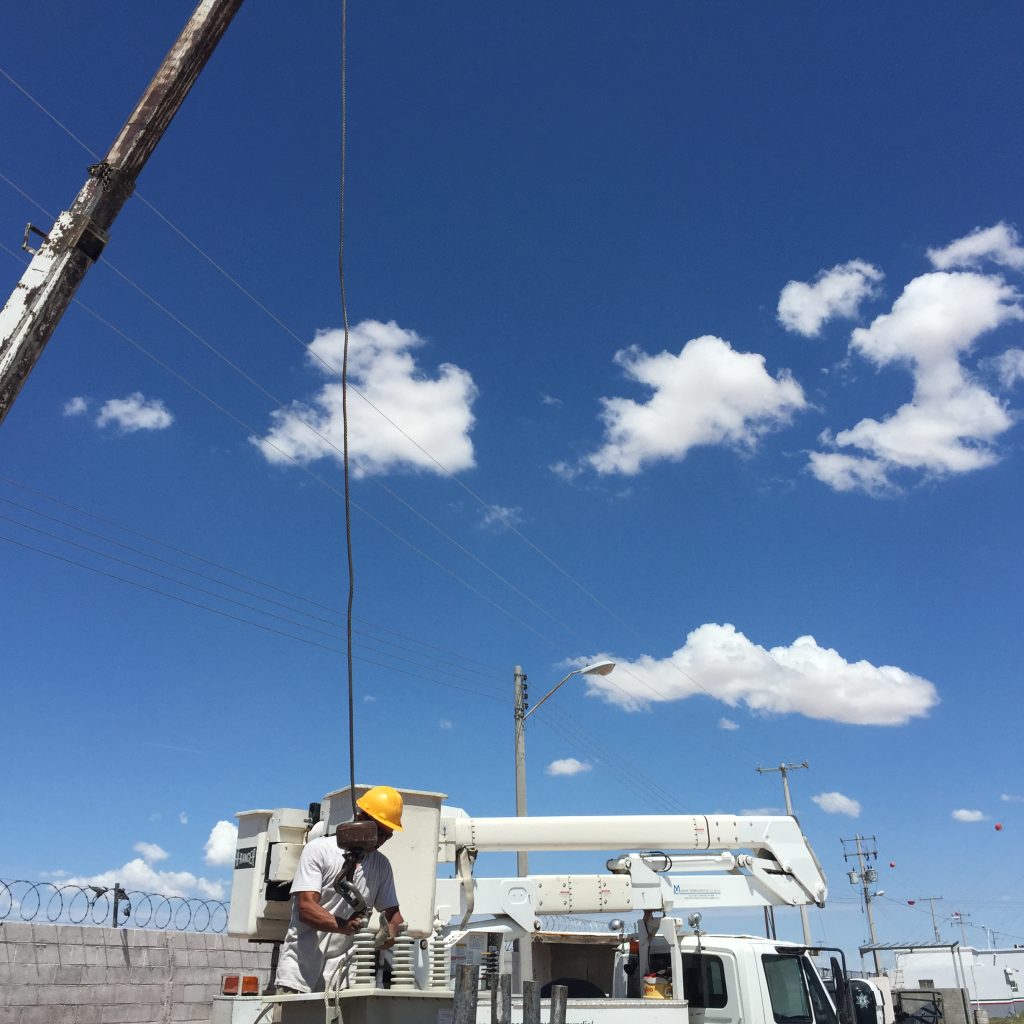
[356,786,404,831]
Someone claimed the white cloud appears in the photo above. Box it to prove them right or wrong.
[546,757,592,777]
[807,452,897,496]
[480,504,523,530]
[550,460,582,482]
[363,694,377,703]
[179,812,189,825]
[204,820,238,866]
[63,396,88,416]
[990,348,1024,389]
[1000,794,1024,803]
[439,718,454,730]
[718,717,740,731]
[96,392,174,433]
[541,393,563,407]
[811,271,1023,494]
[133,842,169,864]
[252,320,477,477]
[582,623,938,726]
[812,792,862,817]
[63,860,224,900]
[741,806,779,817]
[584,336,806,475]
[928,222,1024,273]
[951,808,988,823]
[778,260,884,337]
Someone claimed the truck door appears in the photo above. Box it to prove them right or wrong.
[761,954,840,1024]
[683,951,743,1024]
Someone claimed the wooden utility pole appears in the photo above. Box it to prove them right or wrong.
[0,0,246,426]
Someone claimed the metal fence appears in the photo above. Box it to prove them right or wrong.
[0,878,229,933]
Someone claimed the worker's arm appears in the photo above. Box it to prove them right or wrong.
[295,891,364,935]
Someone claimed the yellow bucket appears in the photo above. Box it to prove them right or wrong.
[642,974,672,999]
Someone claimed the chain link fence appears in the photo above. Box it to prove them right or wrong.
[0,878,229,933]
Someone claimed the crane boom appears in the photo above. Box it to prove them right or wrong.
[0,0,245,426]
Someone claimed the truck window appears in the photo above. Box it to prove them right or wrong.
[762,955,812,1024]
[681,953,729,1009]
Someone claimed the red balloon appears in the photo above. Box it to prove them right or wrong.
[995,823,1003,831]
[907,900,916,906]
[889,861,896,868]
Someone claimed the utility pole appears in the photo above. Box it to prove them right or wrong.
[756,761,812,945]
[0,0,246,426]
[914,896,944,943]
[513,665,529,877]
[951,911,971,947]
[842,834,883,975]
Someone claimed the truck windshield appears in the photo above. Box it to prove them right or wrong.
[761,955,839,1024]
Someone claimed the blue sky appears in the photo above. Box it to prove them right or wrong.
[1,2,1022,959]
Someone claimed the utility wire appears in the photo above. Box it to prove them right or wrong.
[0,70,717,709]
[0,66,678,651]
[0,495,501,688]
[0,530,505,704]
[0,475,501,674]
[338,0,358,816]
[0,238,559,649]
[1,169,580,646]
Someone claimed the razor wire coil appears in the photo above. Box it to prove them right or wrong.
[0,878,228,933]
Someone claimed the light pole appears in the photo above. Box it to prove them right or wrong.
[513,659,615,877]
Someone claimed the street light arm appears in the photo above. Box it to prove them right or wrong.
[522,659,615,721]
[522,669,577,721]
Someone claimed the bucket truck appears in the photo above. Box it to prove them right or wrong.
[219,785,856,1024]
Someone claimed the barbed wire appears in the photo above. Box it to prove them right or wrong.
[0,879,228,933]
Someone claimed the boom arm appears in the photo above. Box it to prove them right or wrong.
[0,0,244,426]
[435,811,828,935]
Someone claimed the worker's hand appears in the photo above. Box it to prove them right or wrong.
[334,913,367,935]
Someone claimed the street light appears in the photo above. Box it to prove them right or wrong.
[513,659,615,877]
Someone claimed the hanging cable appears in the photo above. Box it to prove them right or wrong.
[339,0,358,818]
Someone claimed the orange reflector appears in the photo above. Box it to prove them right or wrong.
[241,976,260,996]
[629,939,639,954]
[222,974,240,996]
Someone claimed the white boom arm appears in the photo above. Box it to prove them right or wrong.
[434,811,827,935]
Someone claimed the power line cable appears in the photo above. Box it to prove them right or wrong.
[0,239,559,649]
[2,169,579,648]
[0,474,501,674]
[1,501,500,688]
[0,530,506,704]
[0,69,720,709]
[338,0,358,813]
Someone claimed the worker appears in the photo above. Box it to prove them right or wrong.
[275,786,406,994]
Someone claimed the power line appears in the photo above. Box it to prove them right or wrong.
[0,69,720,712]
[0,494,506,690]
[0,530,505,704]
[0,475,501,674]
[0,236,559,648]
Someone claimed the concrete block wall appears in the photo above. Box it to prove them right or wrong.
[0,920,274,1024]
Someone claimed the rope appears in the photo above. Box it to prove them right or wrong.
[339,0,357,819]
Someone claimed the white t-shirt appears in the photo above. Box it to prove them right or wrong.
[275,836,398,993]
